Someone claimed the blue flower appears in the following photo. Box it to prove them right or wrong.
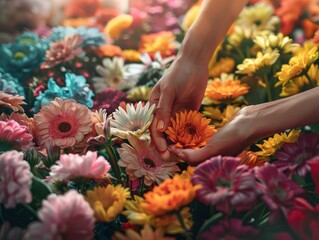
[49,26,105,47]
[0,32,48,81]
[32,78,69,113]
[65,73,94,108]
[0,68,25,96]
[32,73,94,112]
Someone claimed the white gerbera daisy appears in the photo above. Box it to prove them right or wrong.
[93,57,141,92]
[110,101,155,140]
[117,136,180,186]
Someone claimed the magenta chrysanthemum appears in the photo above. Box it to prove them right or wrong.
[191,156,259,214]
[42,34,84,68]
[0,150,32,208]
[274,133,319,177]
[24,190,94,240]
[0,120,33,151]
[93,88,126,115]
[50,151,111,181]
[198,218,259,240]
[255,163,304,211]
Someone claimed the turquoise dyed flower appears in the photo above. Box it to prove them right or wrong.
[0,68,25,96]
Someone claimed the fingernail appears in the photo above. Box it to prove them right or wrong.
[157,120,164,131]
[178,152,185,159]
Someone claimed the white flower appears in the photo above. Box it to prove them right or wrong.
[110,101,155,140]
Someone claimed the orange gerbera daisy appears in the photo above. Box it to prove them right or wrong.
[165,110,216,149]
[205,74,249,102]
[64,0,100,18]
[208,57,236,78]
[34,98,92,148]
[141,174,200,216]
[139,31,177,57]
[238,150,269,168]
[0,92,25,112]
[93,44,123,58]
[62,17,94,27]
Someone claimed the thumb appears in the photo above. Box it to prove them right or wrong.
[173,145,215,166]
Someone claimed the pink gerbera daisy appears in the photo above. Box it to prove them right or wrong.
[0,120,33,151]
[34,98,92,148]
[117,136,180,186]
[49,151,111,181]
[0,150,32,208]
[24,190,94,240]
[42,34,84,68]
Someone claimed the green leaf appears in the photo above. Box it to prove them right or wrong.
[2,204,38,228]
[198,212,223,234]
[29,176,52,210]
[309,122,319,134]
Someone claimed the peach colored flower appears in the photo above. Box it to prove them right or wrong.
[50,151,111,181]
[117,137,179,186]
[0,92,25,112]
[34,98,92,148]
[64,0,101,18]
[0,120,33,151]
[0,150,32,208]
[1,112,36,137]
[165,110,216,149]
[42,34,84,68]
[24,190,94,240]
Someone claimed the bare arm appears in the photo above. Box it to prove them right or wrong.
[149,0,249,159]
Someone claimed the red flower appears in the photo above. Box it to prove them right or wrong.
[309,156,319,194]
[287,198,319,240]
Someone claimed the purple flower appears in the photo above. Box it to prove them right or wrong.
[191,156,259,214]
[197,218,259,240]
[275,133,319,177]
[255,163,304,212]
[93,87,126,115]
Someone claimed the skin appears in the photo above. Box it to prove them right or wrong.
[149,0,319,165]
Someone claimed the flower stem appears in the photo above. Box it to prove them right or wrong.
[139,177,145,195]
[262,75,273,102]
[176,210,192,240]
[105,146,122,185]
[304,70,317,88]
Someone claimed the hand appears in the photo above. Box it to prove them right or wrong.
[170,106,257,165]
[149,56,209,159]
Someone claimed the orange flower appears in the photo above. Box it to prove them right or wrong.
[165,110,216,149]
[238,150,269,168]
[64,0,101,18]
[0,92,25,112]
[208,57,236,78]
[93,44,123,58]
[205,74,249,102]
[139,31,177,57]
[123,49,141,62]
[141,175,200,216]
[62,18,94,27]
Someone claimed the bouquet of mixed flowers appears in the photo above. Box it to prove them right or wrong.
[1,0,319,239]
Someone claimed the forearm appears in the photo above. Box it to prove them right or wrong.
[178,0,249,65]
[249,87,319,139]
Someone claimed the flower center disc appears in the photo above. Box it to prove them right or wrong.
[143,158,156,169]
[58,122,72,133]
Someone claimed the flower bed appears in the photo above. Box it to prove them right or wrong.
[1,0,319,239]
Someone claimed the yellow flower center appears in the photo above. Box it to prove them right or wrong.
[14,52,26,60]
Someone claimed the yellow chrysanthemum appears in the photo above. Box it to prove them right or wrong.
[228,25,256,47]
[86,185,130,222]
[126,86,152,102]
[123,196,192,234]
[217,105,242,128]
[181,2,201,31]
[208,57,236,78]
[236,48,280,76]
[254,31,299,53]
[139,31,177,56]
[276,42,319,86]
[256,129,301,157]
[165,110,216,149]
[141,175,200,216]
[205,73,250,102]
[202,106,223,121]
[236,2,280,32]
[112,224,175,240]
[179,166,195,179]
[105,14,133,40]
[123,49,141,62]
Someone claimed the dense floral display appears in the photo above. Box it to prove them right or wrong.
[1,0,319,239]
